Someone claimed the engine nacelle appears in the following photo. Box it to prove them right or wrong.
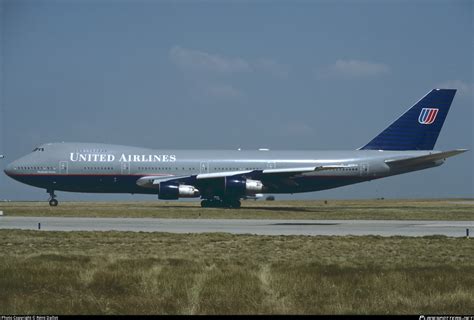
[224,177,263,196]
[158,182,200,200]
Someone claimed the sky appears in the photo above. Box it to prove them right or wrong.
[0,0,472,202]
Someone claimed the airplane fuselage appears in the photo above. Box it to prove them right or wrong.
[4,142,441,195]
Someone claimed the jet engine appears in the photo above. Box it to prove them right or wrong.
[158,182,200,200]
[224,177,263,196]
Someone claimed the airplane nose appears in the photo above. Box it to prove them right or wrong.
[4,162,14,176]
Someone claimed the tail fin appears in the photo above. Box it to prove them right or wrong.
[360,89,456,150]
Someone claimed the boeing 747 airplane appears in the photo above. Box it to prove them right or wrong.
[4,89,467,208]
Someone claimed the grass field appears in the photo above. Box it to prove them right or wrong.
[1,229,473,314]
[1,200,473,314]
[0,198,473,220]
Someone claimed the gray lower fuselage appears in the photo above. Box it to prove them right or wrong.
[4,142,443,196]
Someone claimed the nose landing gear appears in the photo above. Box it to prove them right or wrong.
[47,189,58,207]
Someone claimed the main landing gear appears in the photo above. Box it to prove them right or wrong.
[201,197,241,209]
[47,189,58,207]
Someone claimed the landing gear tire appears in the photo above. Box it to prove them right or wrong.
[200,198,241,209]
[226,199,241,209]
[201,199,221,208]
[47,189,58,207]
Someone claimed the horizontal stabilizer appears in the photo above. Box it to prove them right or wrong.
[385,149,468,167]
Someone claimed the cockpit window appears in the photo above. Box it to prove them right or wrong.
[32,147,45,152]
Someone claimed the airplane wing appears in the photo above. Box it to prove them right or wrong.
[136,175,192,188]
[196,167,318,180]
[384,149,468,168]
[136,165,354,189]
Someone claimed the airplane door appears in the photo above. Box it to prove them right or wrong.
[121,162,130,174]
[267,161,276,169]
[360,163,369,176]
[59,161,68,174]
[200,161,209,174]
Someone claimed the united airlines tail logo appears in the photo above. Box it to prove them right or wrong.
[418,108,439,125]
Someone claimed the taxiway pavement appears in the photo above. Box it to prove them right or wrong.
[1,216,473,237]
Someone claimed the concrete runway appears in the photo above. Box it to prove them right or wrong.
[1,216,473,237]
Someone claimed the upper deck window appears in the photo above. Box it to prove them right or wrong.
[77,148,108,153]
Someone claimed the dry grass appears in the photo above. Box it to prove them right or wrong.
[1,230,473,314]
[0,198,473,220]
